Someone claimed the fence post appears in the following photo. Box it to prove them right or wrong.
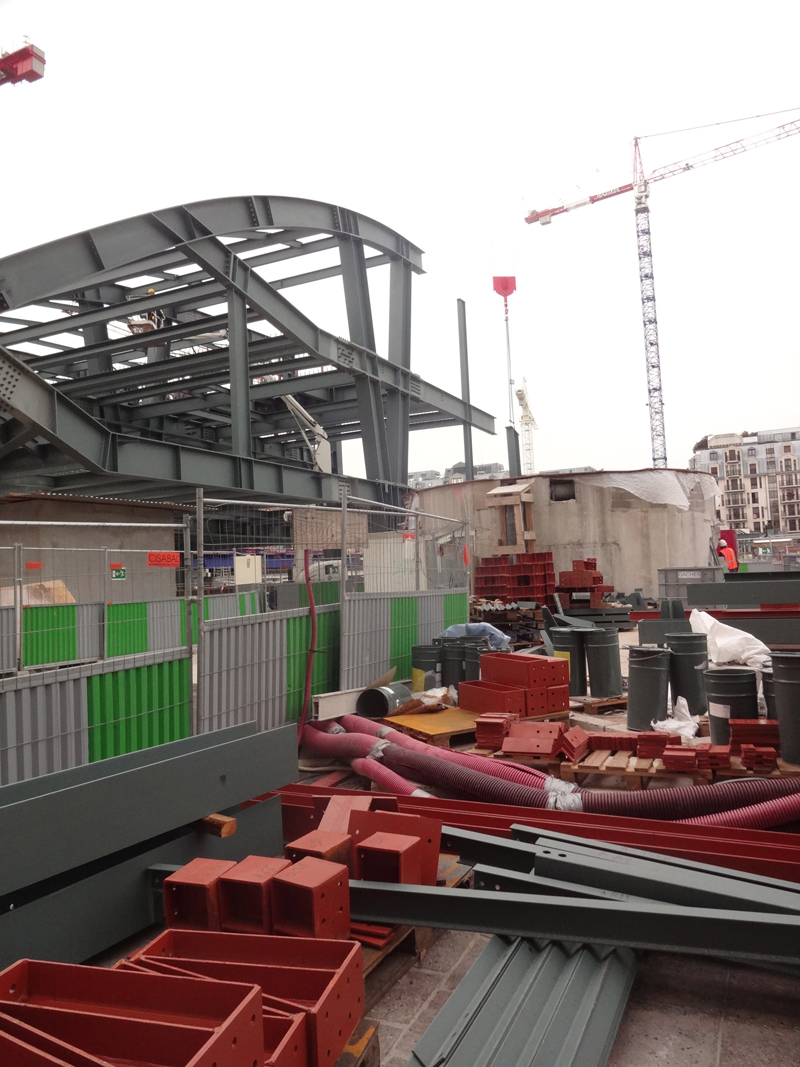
[13,542,22,673]
[338,482,348,691]
[183,518,193,656]
[102,546,109,659]
[195,488,205,734]
[414,511,421,592]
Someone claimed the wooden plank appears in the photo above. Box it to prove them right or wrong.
[583,750,612,768]
[604,750,634,771]
[193,813,237,837]
[633,757,654,772]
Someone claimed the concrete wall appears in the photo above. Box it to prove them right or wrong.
[0,498,182,603]
[418,475,716,597]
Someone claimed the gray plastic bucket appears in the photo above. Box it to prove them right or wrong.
[464,646,482,682]
[356,682,412,719]
[762,668,776,718]
[703,668,758,745]
[666,632,708,716]
[773,653,800,765]
[627,645,670,730]
[584,628,623,698]
[550,628,587,696]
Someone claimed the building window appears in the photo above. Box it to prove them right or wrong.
[751,492,759,504]
[748,448,756,456]
[790,519,798,532]
[750,477,758,488]
[709,452,718,461]
[784,445,792,453]
[754,522,761,532]
[767,460,776,471]
[767,447,775,455]
[710,466,719,476]
[749,463,757,474]
[549,479,575,502]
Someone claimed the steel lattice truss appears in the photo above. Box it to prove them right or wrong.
[0,196,493,503]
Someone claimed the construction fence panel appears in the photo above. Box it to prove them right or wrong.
[0,647,192,786]
[198,604,340,733]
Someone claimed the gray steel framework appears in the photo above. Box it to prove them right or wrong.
[0,196,494,503]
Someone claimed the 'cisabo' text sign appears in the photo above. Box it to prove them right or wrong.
[147,551,181,568]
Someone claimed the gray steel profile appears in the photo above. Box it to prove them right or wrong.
[0,793,284,969]
[407,935,636,1067]
[349,881,800,965]
[686,580,800,606]
[0,196,494,502]
[0,723,298,896]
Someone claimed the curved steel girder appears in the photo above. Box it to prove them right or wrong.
[0,195,424,311]
[0,348,394,504]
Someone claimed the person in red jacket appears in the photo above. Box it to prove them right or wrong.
[718,539,738,572]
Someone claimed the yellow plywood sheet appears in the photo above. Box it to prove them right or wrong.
[386,707,478,738]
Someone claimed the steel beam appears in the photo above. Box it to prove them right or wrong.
[0,195,424,311]
[226,288,252,457]
[686,580,800,606]
[0,348,397,502]
[385,258,413,484]
[0,794,284,969]
[0,724,297,899]
[349,882,800,965]
[457,298,474,481]
[442,825,800,915]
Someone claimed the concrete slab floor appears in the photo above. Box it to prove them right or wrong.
[368,934,800,1067]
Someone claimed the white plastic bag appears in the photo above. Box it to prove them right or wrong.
[689,610,771,669]
[651,695,699,739]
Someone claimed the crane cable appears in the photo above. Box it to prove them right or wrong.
[638,106,800,141]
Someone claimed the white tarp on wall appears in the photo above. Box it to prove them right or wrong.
[576,470,717,511]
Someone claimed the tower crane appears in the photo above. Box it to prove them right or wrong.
[525,117,800,469]
[515,378,538,475]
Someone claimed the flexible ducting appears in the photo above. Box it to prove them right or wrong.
[382,744,552,807]
[350,757,431,796]
[338,714,551,788]
[580,774,800,819]
[300,726,376,760]
[679,790,800,830]
[315,716,800,820]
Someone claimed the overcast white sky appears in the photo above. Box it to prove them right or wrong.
[1,0,798,480]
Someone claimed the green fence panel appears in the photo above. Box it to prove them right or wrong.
[238,591,260,615]
[298,582,340,608]
[22,605,77,667]
[285,610,341,721]
[390,597,419,680]
[106,602,148,657]
[86,656,192,761]
[443,592,469,630]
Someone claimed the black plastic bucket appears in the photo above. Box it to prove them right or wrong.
[762,668,776,719]
[584,628,623,698]
[773,653,800,765]
[666,632,708,716]
[627,645,670,730]
[703,668,758,745]
[411,644,439,693]
[550,628,587,697]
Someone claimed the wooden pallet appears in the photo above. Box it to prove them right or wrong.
[558,747,713,790]
[569,695,628,714]
[384,708,479,748]
[712,756,800,781]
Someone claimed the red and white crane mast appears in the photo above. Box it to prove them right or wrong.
[525,118,800,468]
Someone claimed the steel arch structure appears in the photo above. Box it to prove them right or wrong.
[0,196,493,503]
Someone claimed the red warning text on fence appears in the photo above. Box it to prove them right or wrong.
[147,551,182,568]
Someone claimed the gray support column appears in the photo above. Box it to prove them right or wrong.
[385,258,413,485]
[507,426,522,478]
[78,290,112,376]
[227,289,252,457]
[457,299,475,482]
[339,235,390,482]
[195,488,204,735]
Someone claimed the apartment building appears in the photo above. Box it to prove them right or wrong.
[689,427,800,533]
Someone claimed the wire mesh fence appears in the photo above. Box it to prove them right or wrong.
[0,515,194,784]
[0,491,470,783]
